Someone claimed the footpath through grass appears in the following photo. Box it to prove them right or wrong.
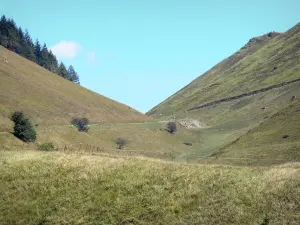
[0,150,299,225]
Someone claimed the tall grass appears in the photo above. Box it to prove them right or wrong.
[0,151,299,224]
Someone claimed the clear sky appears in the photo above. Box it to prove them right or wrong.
[1,0,299,112]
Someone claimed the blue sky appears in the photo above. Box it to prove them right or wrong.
[2,0,300,112]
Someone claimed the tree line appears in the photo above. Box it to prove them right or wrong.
[0,15,79,84]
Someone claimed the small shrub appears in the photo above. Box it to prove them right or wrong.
[261,217,270,225]
[184,142,193,146]
[11,111,36,142]
[71,117,89,132]
[167,122,177,134]
[116,138,127,150]
[38,142,55,151]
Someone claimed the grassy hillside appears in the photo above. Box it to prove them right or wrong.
[1,150,300,225]
[145,23,300,163]
[209,97,300,165]
[147,23,300,119]
[0,45,150,130]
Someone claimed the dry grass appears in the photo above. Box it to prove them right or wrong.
[0,46,150,128]
[0,150,299,224]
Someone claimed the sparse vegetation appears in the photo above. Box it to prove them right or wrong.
[116,137,127,149]
[38,142,55,151]
[71,117,89,132]
[10,111,36,142]
[184,142,193,146]
[167,122,177,134]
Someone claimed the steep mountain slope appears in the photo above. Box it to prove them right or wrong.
[0,46,150,130]
[147,23,300,120]
[146,23,300,162]
[211,97,300,165]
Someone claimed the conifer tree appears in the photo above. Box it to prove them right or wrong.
[68,65,80,84]
[48,50,59,73]
[23,29,36,61]
[58,62,69,79]
[34,39,42,63]
[18,27,24,42]
[0,15,9,47]
[40,43,49,69]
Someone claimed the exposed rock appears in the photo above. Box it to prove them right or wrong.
[178,118,206,129]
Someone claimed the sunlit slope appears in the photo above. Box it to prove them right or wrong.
[0,46,150,128]
[147,23,300,119]
[212,97,300,164]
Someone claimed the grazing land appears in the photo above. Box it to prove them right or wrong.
[0,151,299,225]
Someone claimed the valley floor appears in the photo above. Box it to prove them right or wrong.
[0,150,299,225]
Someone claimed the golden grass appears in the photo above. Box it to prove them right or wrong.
[0,150,299,224]
[0,46,150,128]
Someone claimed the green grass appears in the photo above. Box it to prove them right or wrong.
[212,98,300,165]
[0,150,300,225]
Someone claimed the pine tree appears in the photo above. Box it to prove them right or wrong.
[6,18,20,52]
[34,39,42,64]
[58,62,69,79]
[40,43,49,69]
[68,65,80,84]
[23,29,36,61]
[15,27,25,55]
[48,50,59,73]
[0,16,9,48]
[0,15,8,36]
[18,27,24,42]
[24,29,33,45]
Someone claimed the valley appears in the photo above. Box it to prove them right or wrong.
[0,15,299,224]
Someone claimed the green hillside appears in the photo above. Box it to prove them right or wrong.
[210,97,300,165]
[147,23,300,120]
[146,22,300,162]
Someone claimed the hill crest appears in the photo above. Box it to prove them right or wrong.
[147,22,300,118]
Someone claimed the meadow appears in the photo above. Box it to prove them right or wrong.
[0,150,299,225]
